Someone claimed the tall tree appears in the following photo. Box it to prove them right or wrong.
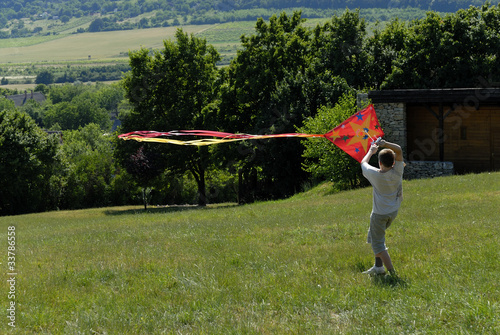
[0,109,59,215]
[218,11,314,200]
[120,29,221,206]
[381,4,500,88]
[311,9,370,89]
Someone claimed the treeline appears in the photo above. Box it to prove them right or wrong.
[0,64,130,86]
[1,0,499,38]
[35,64,131,84]
[2,5,500,215]
[1,0,496,21]
[1,82,236,215]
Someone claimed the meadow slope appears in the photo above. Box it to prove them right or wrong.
[0,172,498,333]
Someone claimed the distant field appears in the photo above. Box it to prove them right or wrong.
[0,25,217,64]
[0,18,334,65]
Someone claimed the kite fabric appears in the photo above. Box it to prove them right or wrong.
[118,104,384,163]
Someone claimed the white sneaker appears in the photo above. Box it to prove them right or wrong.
[362,266,385,275]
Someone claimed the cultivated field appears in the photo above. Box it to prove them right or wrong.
[0,25,216,64]
[0,18,333,65]
[0,172,498,333]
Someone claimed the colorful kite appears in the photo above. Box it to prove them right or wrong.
[119,104,384,162]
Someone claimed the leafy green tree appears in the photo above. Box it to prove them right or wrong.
[311,9,370,89]
[0,110,59,215]
[19,99,44,127]
[219,11,314,200]
[48,83,88,104]
[0,97,16,111]
[381,4,500,88]
[125,146,163,209]
[88,18,105,32]
[299,93,370,190]
[120,29,221,206]
[365,18,408,89]
[58,123,114,209]
[43,84,112,130]
[35,70,54,85]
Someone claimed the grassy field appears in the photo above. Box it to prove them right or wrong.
[0,18,331,65]
[0,25,216,64]
[0,172,498,333]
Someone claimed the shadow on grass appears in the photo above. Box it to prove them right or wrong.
[104,203,239,216]
[371,273,408,288]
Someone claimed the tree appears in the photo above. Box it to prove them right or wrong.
[125,146,163,209]
[0,110,59,215]
[58,123,115,209]
[88,18,105,32]
[36,70,54,85]
[219,11,314,200]
[311,9,370,89]
[365,18,408,89]
[380,4,500,88]
[120,29,221,206]
[43,84,113,130]
[299,93,370,190]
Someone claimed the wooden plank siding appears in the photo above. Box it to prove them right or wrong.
[369,89,500,174]
[492,109,500,170]
[407,104,499,173]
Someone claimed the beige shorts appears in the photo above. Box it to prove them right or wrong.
[367,211,398,254]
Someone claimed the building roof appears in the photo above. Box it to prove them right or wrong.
[368,88,500,104]
[6,91,46,107]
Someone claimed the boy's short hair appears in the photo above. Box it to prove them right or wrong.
[379,149,395,168]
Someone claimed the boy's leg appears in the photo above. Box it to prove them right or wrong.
[367,211,398,275]
[376,250,393,272]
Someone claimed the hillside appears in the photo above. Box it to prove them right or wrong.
[0,172,498,332]
[1,0,498,40]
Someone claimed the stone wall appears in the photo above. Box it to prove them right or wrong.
[372,102,407,156]
[404,161,454,180]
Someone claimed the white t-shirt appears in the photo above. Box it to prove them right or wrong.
[361,160,404,215]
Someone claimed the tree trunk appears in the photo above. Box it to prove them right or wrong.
[197,170,207,207]
[191,163,207,207]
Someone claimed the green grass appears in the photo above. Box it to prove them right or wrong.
[0,172,499,333]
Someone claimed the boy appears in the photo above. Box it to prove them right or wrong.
[360,139,404,276]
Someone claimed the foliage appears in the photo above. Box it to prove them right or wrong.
[219,11,361,200]
[125,146,163,209]
[311,9,370,89]
[0,109,59,215]
[57,123,115,209]
[219,12,314,200]
[35,70,54,84]
[42,83,121,130]
[0,0,495,38]
[379,4,500,88]
[299,93,370,190]
[120,29,222,206]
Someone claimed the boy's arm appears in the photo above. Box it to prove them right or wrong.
[379,140,404,162]
[361,142,379,165]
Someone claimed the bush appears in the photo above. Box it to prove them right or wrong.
[299,93,370,191]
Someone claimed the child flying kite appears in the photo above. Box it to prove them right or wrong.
[360,138,404,277]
